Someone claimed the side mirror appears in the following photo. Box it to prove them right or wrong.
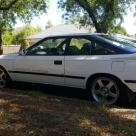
[19,49,27,56]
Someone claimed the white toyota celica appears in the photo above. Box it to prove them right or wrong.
[0,33,136,105]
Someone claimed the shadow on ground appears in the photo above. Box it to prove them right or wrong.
[8,81,136,108]
[0,87,136,136]
[10,81,91,101]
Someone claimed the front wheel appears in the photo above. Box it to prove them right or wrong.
[90,77,121,105]
[0,68,11,88]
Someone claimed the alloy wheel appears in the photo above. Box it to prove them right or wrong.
[91,77,119,105]
[0,69,6,88]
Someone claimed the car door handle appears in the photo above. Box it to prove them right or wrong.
[54,60,62,65]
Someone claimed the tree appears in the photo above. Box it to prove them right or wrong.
[45,21,53,29]
[58,0,135,34]
[2,25,42,47]
[112,26,130,37]
[2,30,14,45]
[0,0,48,54]
[12,25,42,50]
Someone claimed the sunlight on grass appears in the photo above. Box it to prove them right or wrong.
[4,52,17,54]
[3,52,11,54]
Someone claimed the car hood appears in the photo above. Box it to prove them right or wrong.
[0,53,19,60]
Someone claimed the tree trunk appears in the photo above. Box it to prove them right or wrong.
[87,11,103,33]
[75,0,108,33]
[75,0,103,33]
[0,30,3,55]
[93,22,103,33]
[87,11,108,33]
[88,11,108,33]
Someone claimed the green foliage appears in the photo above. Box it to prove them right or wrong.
[2,25,42,50]
[0,0,48,54]
[0,0,48,32]
[71,38,91,49]
[45,21,53,29]
[112,26,130,36]
[19,40,30,51]
[58,0,135,33]
[12,25,43,50]
[2,30,14,45]
[13,25,42,44]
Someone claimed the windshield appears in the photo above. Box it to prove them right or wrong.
[97,35,136,53]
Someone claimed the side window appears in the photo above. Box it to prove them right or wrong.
[68,38,91,55]
[93,43,116,55]
[27,38,67,56]
[67,37,117,55]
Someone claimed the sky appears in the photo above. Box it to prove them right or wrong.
[14,0,136,35]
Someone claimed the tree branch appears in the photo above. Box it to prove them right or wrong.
[100,0,115,33]
[105,0,114,13]
[75,0,96,23]
[0,0,18,10]
[74,0,102,33]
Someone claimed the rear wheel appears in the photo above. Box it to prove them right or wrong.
[90,76,122,105]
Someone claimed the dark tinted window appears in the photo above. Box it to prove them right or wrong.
[98,35,136,53]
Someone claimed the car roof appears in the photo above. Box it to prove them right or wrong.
[46,33,136,43]
[46,33,106,38]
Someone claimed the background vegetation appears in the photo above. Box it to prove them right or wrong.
[45,21,53,29]
[58,0,135,34]
[1,0,136,53]
[2,25,42,50]
[0,0,48,54]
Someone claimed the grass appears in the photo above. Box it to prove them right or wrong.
[0,88,135,136]
[4,52,17,54]
[3,52,11,55]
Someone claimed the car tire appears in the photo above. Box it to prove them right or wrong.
[88,75,128,105]
[0,67,12,88]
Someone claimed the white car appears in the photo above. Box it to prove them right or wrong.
[0,33,136,105]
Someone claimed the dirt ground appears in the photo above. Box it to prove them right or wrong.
[0,82,135,136]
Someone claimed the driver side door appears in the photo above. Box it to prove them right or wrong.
[14,37,68,85]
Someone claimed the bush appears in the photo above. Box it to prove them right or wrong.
[3,25,42,50]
